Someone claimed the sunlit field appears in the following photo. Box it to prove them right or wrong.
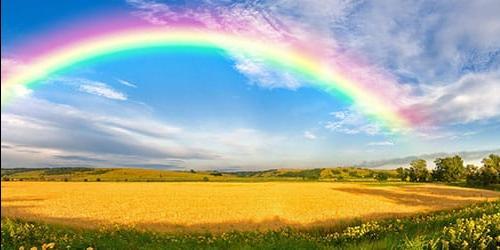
[2,181,498,233]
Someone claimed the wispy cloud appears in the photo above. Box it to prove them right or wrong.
[45,77,129,101]
[303,131,317,140]
[325,109,385,135]
[116,78,138,88]
[367,141,394,146]
[1,96,296,169]
[414,71,500,124]
[79,81,127,100]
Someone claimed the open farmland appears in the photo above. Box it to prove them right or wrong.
[2,181,498,233]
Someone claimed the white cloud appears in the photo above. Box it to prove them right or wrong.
[1,96,296,169]
[116,78,138,88]
[367,141,394,146]
[414,71,500,124]
[328,1,500,83]
[303,131,317,140]
[79,81,127,100]
[10,85,33,98]
[325,108,385,135]
[233,55,303,89]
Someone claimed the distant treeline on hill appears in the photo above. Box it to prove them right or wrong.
[1,166,397,182]
[2,154,497,187]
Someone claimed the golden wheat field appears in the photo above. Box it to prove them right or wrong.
[1,181,498,232]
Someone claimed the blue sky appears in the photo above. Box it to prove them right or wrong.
[1,0,499,170]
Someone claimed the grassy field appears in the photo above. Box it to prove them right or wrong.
[2,181,498,233]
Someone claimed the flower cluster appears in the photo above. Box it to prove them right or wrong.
[437,213,499,249]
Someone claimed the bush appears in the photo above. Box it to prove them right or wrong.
[203,177,209,182]
[96,178,101,182]
[210,172,223,176]
[374,172,389,182]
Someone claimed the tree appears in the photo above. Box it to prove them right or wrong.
[482,154,500,171]
[408,159,430,182]
[477,154,499,186]
[465,155,500,187]
[396,167,409,181]
[432,155,465,182]
[465,164,480,185]
[479,165,498,186]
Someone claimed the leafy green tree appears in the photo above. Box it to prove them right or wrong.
[432,155,464,182]
[465,164,480,185]
[465,156,499,186]
[476,154,499,186]
[408,159,430,182]
[396,167,409,181]
[479,165,498,186]
[482,154,500,171]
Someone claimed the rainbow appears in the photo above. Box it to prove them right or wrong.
[1,16,419,131]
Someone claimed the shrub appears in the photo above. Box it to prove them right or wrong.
[374,172,389,182]
[203,177,209,182]
[96,178,101,182]
[83,179,88,182]
[348,171,361,178]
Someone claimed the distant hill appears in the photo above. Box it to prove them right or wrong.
[0,167,398,182]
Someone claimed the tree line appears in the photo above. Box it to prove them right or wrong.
[396,154,499,186]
